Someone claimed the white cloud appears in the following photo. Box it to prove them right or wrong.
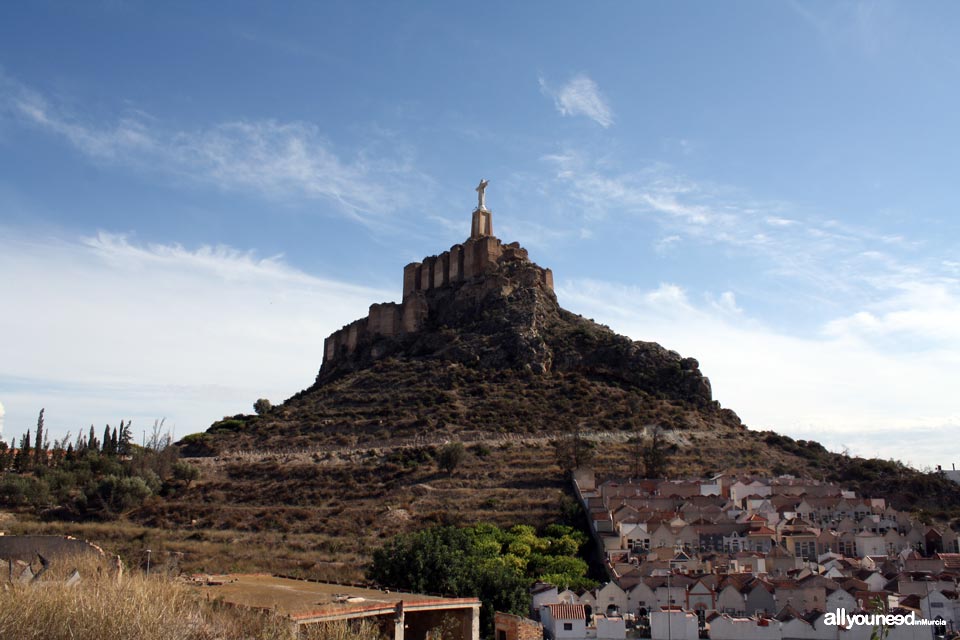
[540,74,614,128]
[556,277,960,467]
[824,280,960,345]
[3,75,424,227]
[0,228,391,443]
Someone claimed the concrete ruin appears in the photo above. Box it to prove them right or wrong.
[322,200,554,366]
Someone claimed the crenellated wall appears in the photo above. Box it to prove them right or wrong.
[401,236,505,300]
[322,226,554,365]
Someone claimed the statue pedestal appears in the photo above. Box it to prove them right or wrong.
[471,207,493,239]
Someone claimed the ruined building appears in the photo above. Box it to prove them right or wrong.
[322,185,554,365]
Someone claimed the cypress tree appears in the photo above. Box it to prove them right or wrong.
[34,409,44,466]
[118,421,133,456]
[15,430,31,472]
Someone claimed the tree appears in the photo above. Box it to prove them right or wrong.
[14,430,31,472]
[642,427,670,478]
[88,425,99,453]
[552,423,596,472]
[103,425,113,455]
[253,398,272,416]
[34,409,46,467]
[171,460,200,487]
[437,442,466,475]
[117,420,133,456]
[368,524,594,638]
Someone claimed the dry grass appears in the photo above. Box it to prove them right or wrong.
[0,556,384,640]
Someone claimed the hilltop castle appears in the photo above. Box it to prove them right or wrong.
[322,181,554,365]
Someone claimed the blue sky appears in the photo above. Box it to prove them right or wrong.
[1,2,958,467]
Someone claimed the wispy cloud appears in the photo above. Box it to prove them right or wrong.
[2,74,425,227]
[0,227,391,441]
[539,74,614,128]
[539,149,957,309]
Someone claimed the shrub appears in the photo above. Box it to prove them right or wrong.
[0,474,51,508]
[437,443,467,475]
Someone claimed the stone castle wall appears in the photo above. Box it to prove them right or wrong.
[322,234,553,365]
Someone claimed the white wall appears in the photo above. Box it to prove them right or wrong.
[708,616,780,640]
[594,615,625,640]
[650,611,698,640]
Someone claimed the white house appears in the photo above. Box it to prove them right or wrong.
[920,589,958,628]
[595,582,627,616]
[824,587,857,615]
[708,615,780,640]
[854,531,886,558]
[540,604,587,640]
[650,610,699,640]
[531,583,560,617]
[716,584,746,616]
[593,614,626,640]
[627,581,658,615]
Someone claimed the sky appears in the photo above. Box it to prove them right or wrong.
[1,2,958,468]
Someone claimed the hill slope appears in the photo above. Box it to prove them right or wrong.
[146,234,959,580]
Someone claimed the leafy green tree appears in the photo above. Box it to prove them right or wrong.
[89,475,152,513]
[172,460,200,487]
[368,523,595,637]
[0,475,50,507]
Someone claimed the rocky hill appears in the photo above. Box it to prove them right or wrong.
[145,214,959,581]
[188,244,737,454]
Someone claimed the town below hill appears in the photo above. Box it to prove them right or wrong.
[513,470,959,640]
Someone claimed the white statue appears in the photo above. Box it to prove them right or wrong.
[475,179,489,211]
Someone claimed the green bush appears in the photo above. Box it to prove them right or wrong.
[0,475,51,507]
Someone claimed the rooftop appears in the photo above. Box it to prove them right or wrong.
[192,574,479,622]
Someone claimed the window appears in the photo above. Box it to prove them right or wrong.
[563,623,573,631]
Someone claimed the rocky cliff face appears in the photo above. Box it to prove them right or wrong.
[315,254,714,410]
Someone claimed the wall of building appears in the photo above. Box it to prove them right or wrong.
[494,612,543,640]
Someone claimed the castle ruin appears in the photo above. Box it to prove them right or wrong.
[322,182,554,365]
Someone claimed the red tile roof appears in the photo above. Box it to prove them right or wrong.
[544,604,586,620]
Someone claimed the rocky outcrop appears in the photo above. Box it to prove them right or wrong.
[315,249,712,409]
